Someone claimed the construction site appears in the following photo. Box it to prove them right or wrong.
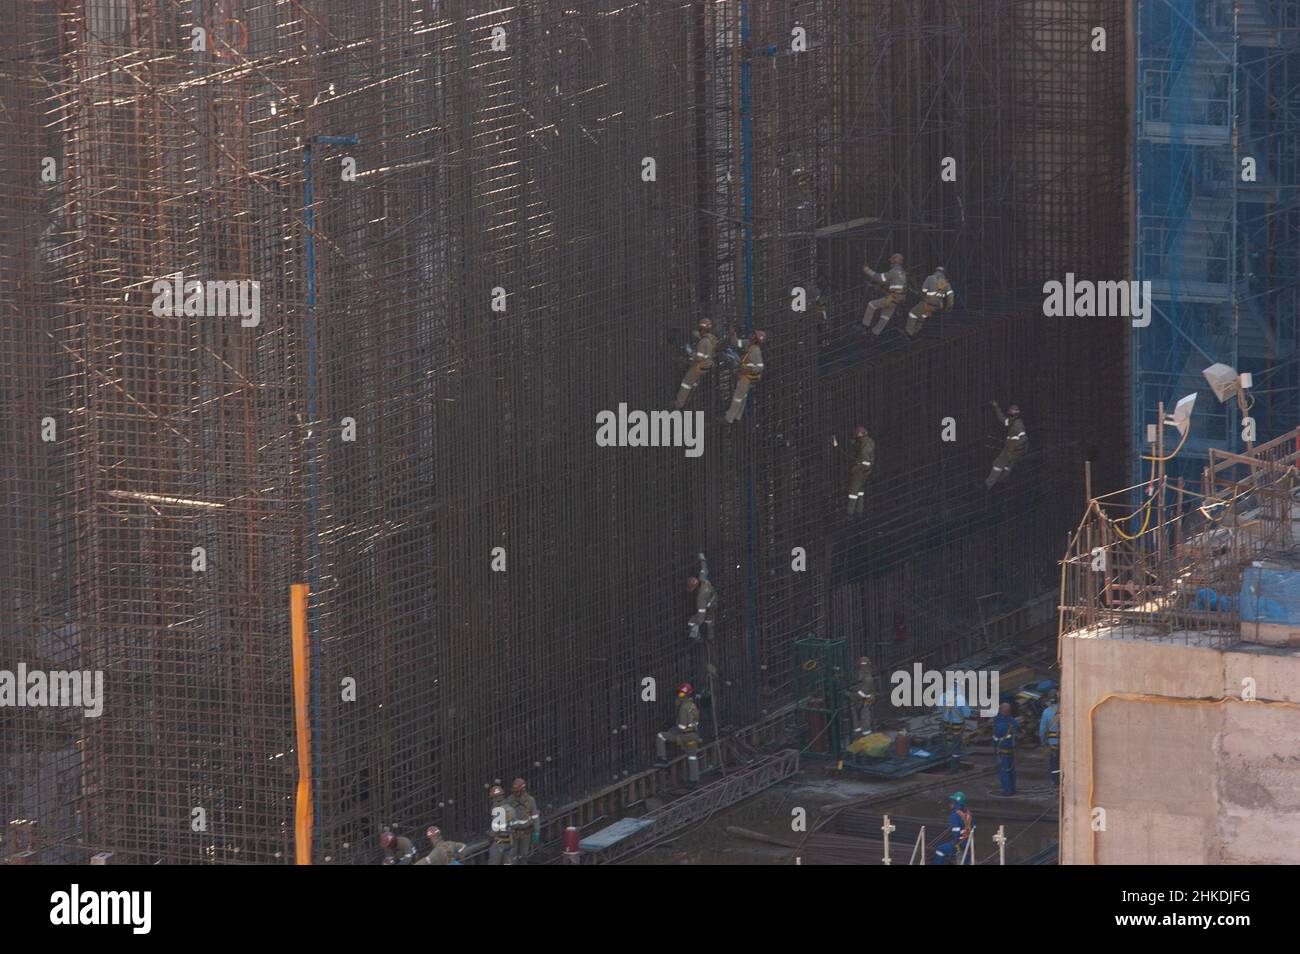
[0,0,1295,871]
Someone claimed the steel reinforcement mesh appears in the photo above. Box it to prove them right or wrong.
[1,0,1127,863]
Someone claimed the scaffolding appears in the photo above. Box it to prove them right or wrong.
[1134,0,1300,482]
[2,0,1127,864]
[1060,427,1300,646]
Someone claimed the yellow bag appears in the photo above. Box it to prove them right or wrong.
[848,732,892,758]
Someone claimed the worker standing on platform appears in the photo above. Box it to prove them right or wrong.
[675,318,718,410]
[508,778,541,864]
[842,426,876,514]
[905,266,955,337]
[487,784,516,865]
[686,552,716,642]
[846,656,877,738]
[985,402,1027,488]
[380,830,417,865]
[939,688,971,774]
[862,253,907,335]
[992,701,1018,796]
[655,682,702,783]
[724,328,765,423]
[1039,692,1060,790]
[932,792,974,865]
[413,826,466,865]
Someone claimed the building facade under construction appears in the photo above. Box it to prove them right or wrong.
[2,0,1127,863]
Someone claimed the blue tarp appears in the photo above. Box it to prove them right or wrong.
[1238,567,1300,624]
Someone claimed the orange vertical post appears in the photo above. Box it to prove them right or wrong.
[290,583,313,865]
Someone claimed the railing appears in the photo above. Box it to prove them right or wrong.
[1060,428,1300,645]
[577,749,801,865]
[909,825,927,865]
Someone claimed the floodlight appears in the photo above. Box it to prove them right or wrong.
[1166,393,1197,437]
[1202,363,1239,403]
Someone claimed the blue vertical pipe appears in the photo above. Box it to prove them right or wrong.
[302,134,356,839]
[740,2,759,707]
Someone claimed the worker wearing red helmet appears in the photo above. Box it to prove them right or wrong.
[486,784,517,865]
[685,552,715,642]
[507,778,541,865]
[379,829,417,865]
[675,318,719,410]
[841,425,876,515]
[413,825,466,865]
[863,253,907,335]
[655,682,702,782]
[724,327,766,423]
[985,401,1027,488]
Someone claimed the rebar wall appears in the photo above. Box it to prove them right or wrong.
[2,0,1127,863]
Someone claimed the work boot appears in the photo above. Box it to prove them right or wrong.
[654,733,669,767]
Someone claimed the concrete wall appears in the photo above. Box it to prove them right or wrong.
[1060,633,1300,864]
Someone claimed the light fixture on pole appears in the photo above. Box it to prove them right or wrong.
[1202,362,1253,408]
[1202,362,1255,447]
[1146,393,1197,445]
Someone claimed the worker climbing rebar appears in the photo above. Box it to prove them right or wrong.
[985,401,1027,488]
[838,426,876,514]
[686,552,716,642]
[487,784,516,865]
[723,328,765,423]
[507,778,541,865]
[905,266,955,337]
[862,253,907,335]
[655,682,702,783]
[674,318,718,410]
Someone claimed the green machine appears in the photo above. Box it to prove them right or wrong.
[794,635,850,757]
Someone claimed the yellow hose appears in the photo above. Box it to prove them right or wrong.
[1140,424,1191,463]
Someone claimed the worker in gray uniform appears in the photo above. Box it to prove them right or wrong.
[507,778,541,865]
[863,253,907,335]
[675,318,718,410]
[842,426,876,514]
[486,784,516,865]
[985,402,1027,488]
[655,682,702,783]
[724,328,765,423]
[380,829,417,865]
[846,656,877,738]
[685,552,716,642]
[413,826,466,865]
[905,266,955,337]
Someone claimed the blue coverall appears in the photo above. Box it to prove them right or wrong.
[940,695,971,773]
[992,712,1017,796]
[932,806,974,865]
[1039,704,1060,789]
